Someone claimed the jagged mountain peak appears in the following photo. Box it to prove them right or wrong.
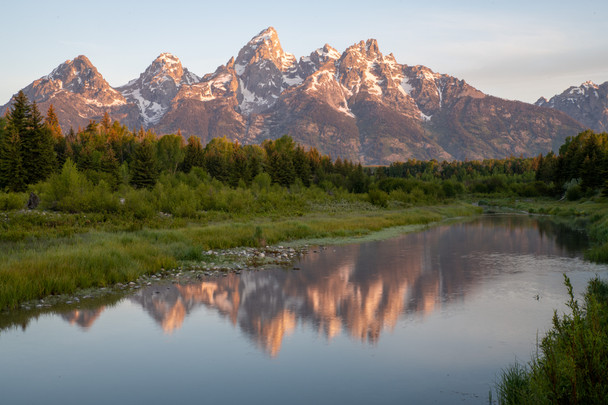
[235,26,297,75]
[344,39,382,60]
[233,27,302,115]
[45,55,101,84]
[117,53,200,126]
[535,79,608,133]
[156,52,180,63]
[247,26,280,46]
[123,52,199,89]
[2,28,586,165]
[30,54,124,106]
[299,44,341,77]
[581,80,599,89]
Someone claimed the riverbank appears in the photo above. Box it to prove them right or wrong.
[480,196,608,263]
[0,202,481,311]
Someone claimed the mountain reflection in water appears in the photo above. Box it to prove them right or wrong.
[61,215,587,356]
[60,308,105,330]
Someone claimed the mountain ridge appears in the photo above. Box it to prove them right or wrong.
[1,27,585,163]
[535,80,608,133]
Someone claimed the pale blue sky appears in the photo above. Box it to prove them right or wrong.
[2,0,607,104]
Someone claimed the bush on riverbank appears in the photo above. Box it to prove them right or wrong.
[495,276,608,404]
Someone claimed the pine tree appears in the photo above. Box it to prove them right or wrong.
[0,127,26,192]
[21,101,55,184]
[8,91,31,136]
[181,136,205,173]
[268,151,295,186]
[130,140,158,189]
[293,146,311,186]
[100,145,120,189]
[44,104,62,139]
[4,94,56,186]
[101,112,111,133]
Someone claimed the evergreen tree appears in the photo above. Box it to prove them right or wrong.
[0,127,26,191]
[101,112,111,133]
[4,92,55,186]
[268,151,295,186]
[203,137,235,182]
[130,140,158,189]
[44,104,62,139]
[293,146,311,186]
[100,145,120,189]
[181,136,204,172]
[348,163,368,193]
[21,101,56,184]
[7,91,31,136]
[243,145,266,182]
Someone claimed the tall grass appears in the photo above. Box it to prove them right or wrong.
[0,204,480,310]
[0,233,177,309]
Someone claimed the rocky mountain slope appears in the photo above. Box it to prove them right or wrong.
[1,27,584,163]
[5,55,141,130]
[535,81,608,133]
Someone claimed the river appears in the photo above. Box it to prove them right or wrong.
[1,214,606,404]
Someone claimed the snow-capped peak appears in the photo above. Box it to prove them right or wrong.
[315,44,341,61]
[582,80,598,88]
[157,52,180,64]
[233,27,302,115]
[44,55,95,81]
[234,27,298,75]
[118,53,200,126]
[247,26,280,46]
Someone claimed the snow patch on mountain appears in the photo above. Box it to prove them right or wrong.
[118,53,200,126]
[85,97,126,108]
[399,77,414,96]
[122,88,165,125]
[282,74,304,87]
[239,79,273,114]
[420,112,432,122]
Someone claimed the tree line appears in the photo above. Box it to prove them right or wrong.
[2,91,607,201]
[0,92,370,194]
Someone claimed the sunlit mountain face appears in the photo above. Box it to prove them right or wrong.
[55,215,586,357]
[1,27,583,164]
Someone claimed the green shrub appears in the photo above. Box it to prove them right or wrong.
[121,188,156,219]
[252,172,272,191]
[0,192,27,210]
[441,181,457,198]
[39,159,93,212]
[368,189,388,207]
[566,185,583,201]
[496,276,608,404]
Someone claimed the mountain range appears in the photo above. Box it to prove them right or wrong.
[2,27,598,164]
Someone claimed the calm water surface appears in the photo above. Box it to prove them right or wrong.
[1,215,607,404]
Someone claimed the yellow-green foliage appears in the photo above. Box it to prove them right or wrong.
[0,192,27,210]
